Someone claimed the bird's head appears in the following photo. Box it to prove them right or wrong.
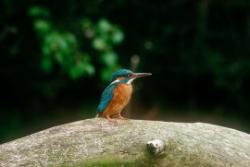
[111,69,152,84]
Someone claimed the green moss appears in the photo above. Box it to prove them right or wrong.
[60,156,146,167]
[56,139,214,167]
[59,151,162,167]
[77,160,141,167]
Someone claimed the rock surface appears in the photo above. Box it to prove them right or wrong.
[0,118,250,167]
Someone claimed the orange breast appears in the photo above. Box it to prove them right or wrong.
[102,84,133,117]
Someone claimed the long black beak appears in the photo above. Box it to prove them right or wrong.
[132,72,152,79]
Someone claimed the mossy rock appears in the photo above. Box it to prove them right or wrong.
[0,118,250,167]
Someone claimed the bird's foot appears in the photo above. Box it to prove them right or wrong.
[104,115,118,124]
[106,115,114,122]
[117,114,128,120]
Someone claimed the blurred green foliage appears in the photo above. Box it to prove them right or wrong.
[1,0,250,142]
[29,6,123,80]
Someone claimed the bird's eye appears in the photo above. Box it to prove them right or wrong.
[127,74,132,77]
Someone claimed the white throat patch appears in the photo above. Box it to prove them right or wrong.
[110,78,135,85]
[127,78,135,84]
[110,79,120,85]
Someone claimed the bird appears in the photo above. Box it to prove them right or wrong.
[97,69,152,121]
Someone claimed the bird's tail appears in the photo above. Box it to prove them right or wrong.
[95,113,102,118]
[95,112,103,118]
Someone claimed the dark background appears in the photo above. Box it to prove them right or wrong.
[1,0,250,143]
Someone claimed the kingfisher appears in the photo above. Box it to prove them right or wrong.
[97,69,152,121]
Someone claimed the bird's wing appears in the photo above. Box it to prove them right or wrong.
[97,83,117,113]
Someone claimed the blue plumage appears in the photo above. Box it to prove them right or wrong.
[97,69,132,113]
[96,68,152,119]
[97,83,117,113]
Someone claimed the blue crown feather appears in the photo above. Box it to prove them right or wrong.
[111,69,133,81]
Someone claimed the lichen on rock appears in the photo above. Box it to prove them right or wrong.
[0,118,250,167]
